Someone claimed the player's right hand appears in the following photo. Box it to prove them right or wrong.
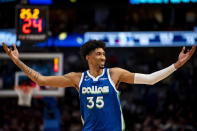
[2,42,19,63]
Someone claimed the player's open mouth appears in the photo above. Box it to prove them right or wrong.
[101,61,105,65]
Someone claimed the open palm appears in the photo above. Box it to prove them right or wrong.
[177,45,196,67]
[2,42,19,63]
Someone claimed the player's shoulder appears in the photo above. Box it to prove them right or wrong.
[64,72,82,79]
[109,67,125,75]
[109,67,124,72]
[109,67,132,76]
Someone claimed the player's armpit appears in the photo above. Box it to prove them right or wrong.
[39,72,81,88]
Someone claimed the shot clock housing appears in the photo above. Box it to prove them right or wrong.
[16,5,48,42]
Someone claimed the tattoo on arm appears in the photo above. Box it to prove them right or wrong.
[16,60,41,82]
[33,72,40,80]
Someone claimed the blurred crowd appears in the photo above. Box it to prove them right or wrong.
[0,2,197,35]
[49,5,197,35]
[0,98,45,131]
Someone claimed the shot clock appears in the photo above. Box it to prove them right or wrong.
[16,5,48,42]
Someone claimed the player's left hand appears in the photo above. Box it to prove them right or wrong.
[174,45,196,69]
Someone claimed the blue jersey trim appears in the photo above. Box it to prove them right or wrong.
[79,73,84,88]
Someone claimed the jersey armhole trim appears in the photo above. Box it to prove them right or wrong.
[78,72,84,89]
[107,69,119,93]
[81,116,84,125]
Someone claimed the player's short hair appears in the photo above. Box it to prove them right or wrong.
[80,40,106,61]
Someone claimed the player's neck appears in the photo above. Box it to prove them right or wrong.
[88,66,103,78]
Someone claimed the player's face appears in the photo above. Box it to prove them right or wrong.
[87,48,106,69]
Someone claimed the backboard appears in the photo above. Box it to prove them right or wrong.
[0,53,64,97]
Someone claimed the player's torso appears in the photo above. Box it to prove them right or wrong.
[79,68,125,131]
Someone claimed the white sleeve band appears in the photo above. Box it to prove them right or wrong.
[134,64,176,85]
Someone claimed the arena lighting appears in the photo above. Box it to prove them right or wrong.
[70,0,77,3]
[76,37,83,44]
[58,32,67,40]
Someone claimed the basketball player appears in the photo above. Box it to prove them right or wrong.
[2,41,196,131]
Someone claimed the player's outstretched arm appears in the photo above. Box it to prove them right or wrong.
[111,45,196,86]
[2,42,80,88]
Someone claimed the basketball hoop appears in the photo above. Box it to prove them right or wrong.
[15,86,35,107]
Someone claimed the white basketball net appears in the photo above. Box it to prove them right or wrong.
[15,86,35,107]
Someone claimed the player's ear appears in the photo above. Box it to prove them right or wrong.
[86,55,89,61]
